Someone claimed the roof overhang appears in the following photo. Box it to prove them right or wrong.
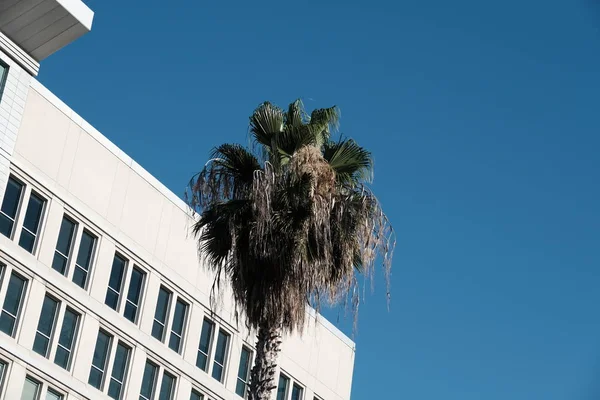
[0,0,93,73]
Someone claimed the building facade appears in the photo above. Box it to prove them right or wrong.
[0,1,355,399]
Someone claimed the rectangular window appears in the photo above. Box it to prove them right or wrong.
[190,390,204,400]
[0,62,7,101]
[291,384,304,400]
[105,254,127,310]
[108,343,131,400]
[236,347,252,397]
[276,374,290,400]
[72,230,96,288]
[33,295,59,357]
[46,389,63,400]
[89,330,112,389]
[0,360,7,393]
[18,192,45,253]
[0,272,27,336]
[52,217,76,274]
[0,177,23,238]
[168,299,188,353]
[152,287,171,341]
[54,308,80,369]
[21,377,40,400]
[196,319,214,371]
[124,267,145,323]
[212,329,229,382]
[158,371,176,400]
[139,361,158,400]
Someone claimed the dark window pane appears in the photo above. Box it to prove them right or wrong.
[18,230,35,253]
[124,302,137,323]
[89,330,111,388]
[198,320,213,354]
[55,217,76,255]
[291,384,303,400]
[196,353,208,371]
[236,347,252,396]
[127,268,144,304]
[111,343,130,381]
[22,193,44,232]
[1,178,23,219]
[158,372,175,400]
[0,214,14,237]
[105,255,126,309]
[211,363,223,381]
[51,253,68,275]
[54,308,79,369]
[32,335,49,357]
[236,380,246,398]
[214,330,229,364]
[54,346,69,369]
[108,380,123,400]
[169,300,187,352]
[139,361,157,400]
[72,267,87,289]
[76,231,96,270]
[168,335,180,353]
[33,296,59,356]
[276,375,289,400]
[0,312,15,335]
[0,273,25,335]
[152,287,171,340]
[190,390,204,400]
[152,320,164,340]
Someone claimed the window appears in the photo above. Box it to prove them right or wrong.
[291,383,304,400]
[0,271,27,336]
[52,217,76,274]
[89,329,133,399]
[190,389,204,400]
[0,177,23,238]
[33,294,81,370]
[18,192,45,253]
[33,295,59,357]
[20,376,64,400]
[196,319,214,371]
[236,347,252,397]
[276,374,289,400]
[0,62,7,101]
[212,329,229,382]
[168,299,188,353]
[51,214,98,288]
[158,371,176,400]
[105,253,146,324]
[0,359,7,393]
[108,343,131,400]
[152,287,171,341]
[139,360,176,400]
[139,361,158,400]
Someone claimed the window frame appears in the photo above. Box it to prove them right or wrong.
[0,60,8,102]
[0,173,49,255]
[140,357,178,400]
[276,371,305,400]
[0,175,24,240]
[21,373,66,400]
[105,251,148,325]
[32,290,82,371]
[89,326,135,399]
[195,315,233,384]
[0,263,30,338]
[236,346,253,397]
[52,209,101,290]
[152,283,190,355]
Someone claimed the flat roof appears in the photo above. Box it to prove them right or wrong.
[0,0,93,61]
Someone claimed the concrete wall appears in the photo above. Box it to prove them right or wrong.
[0,77,355,400]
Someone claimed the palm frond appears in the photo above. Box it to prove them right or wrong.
[249,102,284,150]
[323,138,373,185]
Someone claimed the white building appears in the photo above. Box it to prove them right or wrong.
[0,1,355,399]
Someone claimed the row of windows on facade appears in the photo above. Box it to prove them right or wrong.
[0,178,318,400]
[0,361,65,400]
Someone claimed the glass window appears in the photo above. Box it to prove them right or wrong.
[21,377,40,400]
[212,329,229,382]
[139,361,158,400]
[0,178,23,238]
[152,287,171,341]
[276,374,289,400]
[54,308,80,369]
[196,319,214,371]
[0,63,7,101]
[168,299,188,352]
[18,192,45,253]
[73,230,96,288]
[124,267,145,323]
[190,390,204,400]
[108,343,130,400]
[89,330,112,389]
[291,383,303,400]
[0,272,27,336]
[105,254,126,309]
[158,371,175,400]
[46,389,63,400]
[236,347,252,397]
[52,217,76,274]
[33,295,59,357]
[0,360,7,392]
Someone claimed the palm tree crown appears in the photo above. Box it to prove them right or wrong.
[186,100,394,333]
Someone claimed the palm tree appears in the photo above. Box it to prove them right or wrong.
[186,100,394,400]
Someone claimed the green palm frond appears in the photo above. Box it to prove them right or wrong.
[249,102,284,149]
[323,138,373,185]
[309,106,339,147]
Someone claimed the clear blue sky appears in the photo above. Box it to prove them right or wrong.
[38,0,600,399]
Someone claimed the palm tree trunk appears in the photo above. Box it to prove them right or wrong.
[248,319,283,400]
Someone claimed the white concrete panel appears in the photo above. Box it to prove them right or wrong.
[56,121,81,189]
[105,160,130,227]
[68,131,118,218]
